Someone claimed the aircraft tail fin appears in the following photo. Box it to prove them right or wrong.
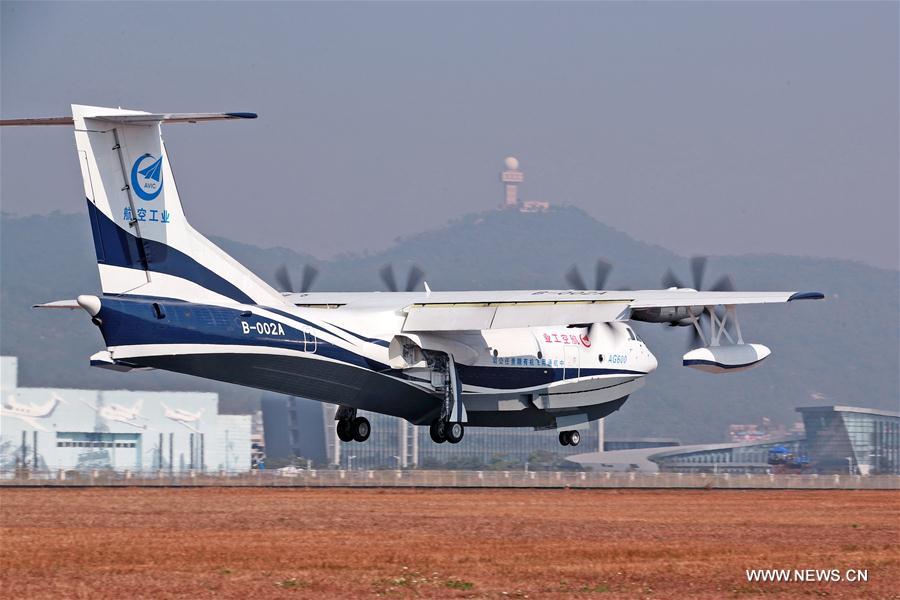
[65,104,283,305]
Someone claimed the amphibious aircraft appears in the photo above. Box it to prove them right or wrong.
[1,105,823,447]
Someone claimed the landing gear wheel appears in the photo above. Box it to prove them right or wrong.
[352,416,371,443]
[445,422,464,444]
[429,420,446,444]
[559,431,570,446]
[336,419,354,442]
[567,430,581,447]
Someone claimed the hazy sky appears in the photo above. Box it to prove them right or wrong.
[2,1,897,269]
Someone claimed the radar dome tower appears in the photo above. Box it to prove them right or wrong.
[501,156,523,208]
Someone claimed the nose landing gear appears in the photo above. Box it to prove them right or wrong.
[558,430,581,447]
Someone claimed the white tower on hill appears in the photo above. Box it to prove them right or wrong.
[500,156,523,208]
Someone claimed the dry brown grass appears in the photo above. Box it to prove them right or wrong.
[1,487,898,599]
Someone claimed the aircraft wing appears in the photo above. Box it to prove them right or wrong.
[398,289,823,332]
[402,296,630,332]
[616,289,824,309]
[288,289,822,332]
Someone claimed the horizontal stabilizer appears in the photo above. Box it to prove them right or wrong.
[33,299,80,309]
[1,112,256,126]
[0,116,76,126]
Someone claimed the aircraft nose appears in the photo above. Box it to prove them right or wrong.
[627,341,657,374]
[635,344,658,374]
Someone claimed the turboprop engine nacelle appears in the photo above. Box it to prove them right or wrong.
[631,305,702,324]
[682,343,771,374]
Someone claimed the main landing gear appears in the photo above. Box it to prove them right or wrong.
[429,420,464,444]
[335,407,370,443]
[427,351,467,445]
[558,430,581,447]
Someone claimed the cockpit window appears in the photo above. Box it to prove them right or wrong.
[626,327,637,341]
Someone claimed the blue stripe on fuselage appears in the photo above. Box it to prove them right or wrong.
[94,297,647,391]
[257,305,357,346]
[95,296,382,370]
[456,364,645,390]
[86,200,254,305]
[324,322,391,347]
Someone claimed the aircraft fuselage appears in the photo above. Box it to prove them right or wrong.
[92,295,657,429]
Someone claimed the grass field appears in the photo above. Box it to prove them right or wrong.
[1,488,898,598]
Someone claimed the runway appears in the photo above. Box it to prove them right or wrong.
[2,488,897,598]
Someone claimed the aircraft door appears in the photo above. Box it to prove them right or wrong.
[303,331,318,353]
[563,345,580,379]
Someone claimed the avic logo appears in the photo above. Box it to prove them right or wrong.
[130,153,163,201]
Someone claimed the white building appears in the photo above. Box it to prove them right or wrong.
[499,156,550,212]
[0,356,251,474]
[500,156,524,207]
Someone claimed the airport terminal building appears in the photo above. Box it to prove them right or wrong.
[0,357,252,474]
[797,405,899,475]
[571,405,899,475]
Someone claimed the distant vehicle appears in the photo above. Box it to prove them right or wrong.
[3,106,823,448]
[767,446,810,472]
[276,466,304,478]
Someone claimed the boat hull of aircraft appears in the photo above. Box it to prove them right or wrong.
[122,351,637,429]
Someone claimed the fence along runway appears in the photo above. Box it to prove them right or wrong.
[2,469,898,489]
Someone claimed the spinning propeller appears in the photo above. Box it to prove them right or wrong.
[661,256,736,348]
[566,258,633,293]
[274,263,319,294]
[662,256,734,294]
[566,259,613,291]
[379,263,426,292]
[565,258,624,334]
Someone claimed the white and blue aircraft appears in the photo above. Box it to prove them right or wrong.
[2,105,823,447]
